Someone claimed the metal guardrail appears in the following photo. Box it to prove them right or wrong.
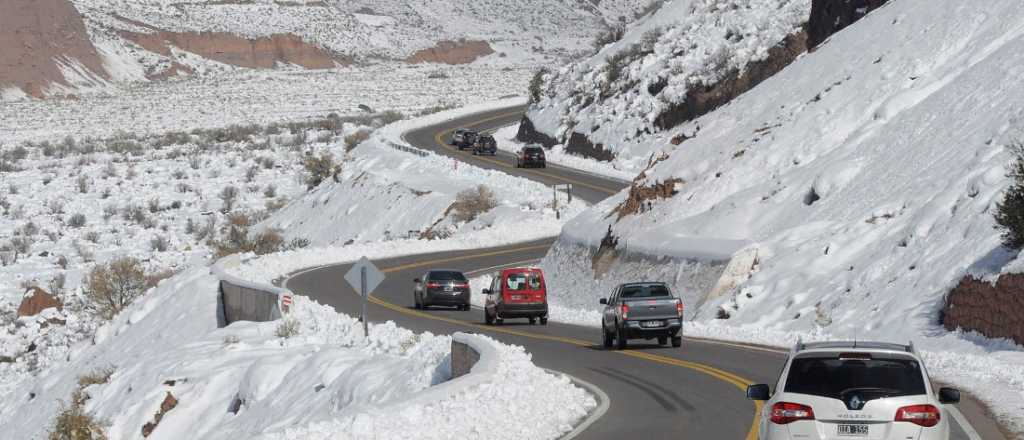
[386,141,430,158]
[211,255,292,327]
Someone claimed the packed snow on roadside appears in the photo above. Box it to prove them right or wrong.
[0,267,594,439]
[528,0,1024,432]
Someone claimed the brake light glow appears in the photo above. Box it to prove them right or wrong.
[453,283,469,289]
[676,299,684,317]
[621,303,629,320]
[895,405,940,427]
[770,402,815,425]
[426,283,441,288]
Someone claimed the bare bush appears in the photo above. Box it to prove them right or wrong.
[303,152,340,190]
[374,111,405,127]
[263,185,277,198]
[276,318,300,338]
[85,257,149,319]
[100,187,111,199]
[77,367,115,388]
[219,186,240,212]
[528,68,550,103]
[150,236,169,252]
[48,199,66,215]
[122,204,148,225]
[49,272,66,295]
[102,161,117,178]
[593,24,626,51]
[147,198,161,213]
[48,390,107,440]
[102,205,117,221]
[343,130,371,151]
[265,197,288,212]
[68,213,87,228]
[452,185,498,223]
[259,157,276,169]
[74,241,95,263]
[85,231,101,243]
[77,175,89,193]
[245,165,260,183]
[188,155,203,170]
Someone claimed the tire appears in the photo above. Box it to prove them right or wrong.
[529,317,537,325]
[540,316,548,325]
[658,336,668,346]
[485,309,494,325]
[603,328,613,349]
[615,325,628,350]
[672,336,682,348]
[495,317,504,325]
[414,293,421,309]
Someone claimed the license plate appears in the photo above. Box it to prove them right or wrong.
[512,295,525,301]
[444,286,453,292]
[641,320,664,328]
[837,424,869,436]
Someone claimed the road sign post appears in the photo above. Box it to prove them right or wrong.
[344,257,386,339]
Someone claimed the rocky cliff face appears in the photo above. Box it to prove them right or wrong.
[406,40,494,65]
[0,0,108,97]
[944,275,1024,346]
[807,0,890,48]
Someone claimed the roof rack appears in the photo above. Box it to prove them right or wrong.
[793,340,915,353]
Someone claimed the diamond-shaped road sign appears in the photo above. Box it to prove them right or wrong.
[344,256,386,296]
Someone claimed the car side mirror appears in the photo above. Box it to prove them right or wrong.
[482,289,491,295]
[938,387,960,404]
[599,298,608,305]
[413,278,421,284]
[746,384,770,401]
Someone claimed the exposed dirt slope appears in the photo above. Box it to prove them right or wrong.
[121,30,347,69]
[0,0,108,97]
[406,40,494,65]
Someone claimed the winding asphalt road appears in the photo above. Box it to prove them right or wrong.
[286,106,1004,439]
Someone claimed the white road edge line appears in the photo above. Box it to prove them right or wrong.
[544,368,610,440]
[947,405,984,440]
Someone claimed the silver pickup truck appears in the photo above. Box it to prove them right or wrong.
[600,282,683,349]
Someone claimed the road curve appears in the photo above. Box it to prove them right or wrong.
[286,106,994,439]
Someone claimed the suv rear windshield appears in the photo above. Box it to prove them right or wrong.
[784,357,926,400]
[428,271,467,281]
[524,146,543,153]
[505,272,543,291]
[620,285,671,299]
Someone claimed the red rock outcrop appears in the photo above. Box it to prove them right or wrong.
[944,274,1024,345]
[406,40,494,65]
[121,30,346,69]
[0,0,108,97]
[17,287,63,317]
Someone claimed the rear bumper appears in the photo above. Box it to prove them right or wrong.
[497,303,548,318]
[623,319,682,339]
[424,290,470,306]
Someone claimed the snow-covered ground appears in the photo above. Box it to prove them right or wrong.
[524,0,1024,433]
[0,266,595,439]
[525,0,811,174]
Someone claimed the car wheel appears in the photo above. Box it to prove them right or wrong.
[603,328,613,349]
[540,316,548,325]
[615,325,627,350]
[485,309,494,325]
[672,336,682,348]
[658,336,668,346]
[529,317,537,325]
[495,316,504,325]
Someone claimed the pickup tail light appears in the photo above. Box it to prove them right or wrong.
[895,405,940,427]
[621,303,629,320]
[676,299,684,317]
[770,402,815,425]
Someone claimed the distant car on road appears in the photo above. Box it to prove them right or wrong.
[472,134,497,156]
[600,282,683,349]
[413,270,470,310]
[450,128,478,150]
[483,267,548,325]
[746,341,960,440]
[515,144,546,168]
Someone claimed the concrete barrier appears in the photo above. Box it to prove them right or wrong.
[211,255,292,326]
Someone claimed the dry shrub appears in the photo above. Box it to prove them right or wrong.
[276,318,300,338]
[48,390,107,440]
[452,185,498,223]
[303,152,340,190]
[343,130,371,152]
[77,367,115,388]
[85,257,149,320]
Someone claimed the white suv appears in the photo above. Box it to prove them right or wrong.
[746,341,960,440]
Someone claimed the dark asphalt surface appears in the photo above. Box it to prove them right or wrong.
[285,106,1000,440]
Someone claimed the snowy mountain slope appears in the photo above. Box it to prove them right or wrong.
[537,0,1024,426]
[521,0,813,172]
[0,267,594,439]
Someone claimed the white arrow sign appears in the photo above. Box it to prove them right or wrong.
[345,256,386,295]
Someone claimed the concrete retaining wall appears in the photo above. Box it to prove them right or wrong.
[211,255,291,326]
[451,336,483,379]
[943,274,1024,345]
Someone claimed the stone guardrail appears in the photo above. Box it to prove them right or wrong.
[943,274,1024,345]
[211,255,293,327]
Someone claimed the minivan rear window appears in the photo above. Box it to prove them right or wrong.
[428,271,467,281]
[620,285,671,299]
[784,357,926,400]
[505,272,543,291]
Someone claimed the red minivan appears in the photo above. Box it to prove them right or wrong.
[483,268,548,325]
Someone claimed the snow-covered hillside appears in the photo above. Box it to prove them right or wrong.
[523,0,813,173]
[538,0,1024,430]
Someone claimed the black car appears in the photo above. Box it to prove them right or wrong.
[413,270,471,310]
[515,144,546,168]
[472,134,497,156]
[450,128,478,150]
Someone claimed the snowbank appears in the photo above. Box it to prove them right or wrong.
[0,266,595,439]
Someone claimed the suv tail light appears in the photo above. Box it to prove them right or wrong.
[770,402,815,424]
[426,282,441,289]
[676,299,684,317]
[895,405,940,427]
[454,283,469,289]
[621,303,629,320]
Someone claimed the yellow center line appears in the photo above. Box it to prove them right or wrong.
[368,243,762,440]
[431,111,622,196]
